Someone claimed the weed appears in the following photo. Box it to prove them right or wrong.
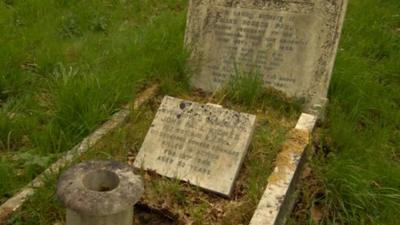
[224,68,264,108]
[58,15,82,39]
[0,159,15,202]
[191,203,208,225]
[221,68,302,115]
[7,173,65,225]
[90,14,109,33]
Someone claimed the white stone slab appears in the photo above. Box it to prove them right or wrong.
[134,96,256,196]
[185,0,347,108]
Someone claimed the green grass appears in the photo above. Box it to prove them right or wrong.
[224,70,264,108]
[289,0,400,224]
[6,174,65,225]
[220,71,302,116]
[5,93,299,225]
[0,0,189,203]
[1,0,399,224]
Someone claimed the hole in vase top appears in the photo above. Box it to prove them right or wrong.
[83,170,120,192]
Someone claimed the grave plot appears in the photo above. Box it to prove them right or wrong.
[5,90,301,225]
[97,93,301,225]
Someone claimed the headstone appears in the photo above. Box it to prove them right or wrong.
[134,96,256,196]
[185,0,347,109]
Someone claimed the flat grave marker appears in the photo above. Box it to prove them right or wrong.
[134,96,256,196]
[185,0,347,108]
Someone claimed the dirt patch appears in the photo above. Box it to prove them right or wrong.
[0,207,13,225]
[134,204,177,225]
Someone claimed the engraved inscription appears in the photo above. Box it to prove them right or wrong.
[186,0,347,109]
[200,6,311,91]
[134,96,256,196]
[145,101,247,175]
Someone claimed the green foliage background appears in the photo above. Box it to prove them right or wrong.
[312,0,400,224]
[0,0,188,204]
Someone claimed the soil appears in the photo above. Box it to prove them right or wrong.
[134,204,177,225]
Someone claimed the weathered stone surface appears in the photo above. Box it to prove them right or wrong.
[57,160,143,217]
[249,113,317,225]
[134,96,256,196]
[185,0,347,108]
[57,160,144,225]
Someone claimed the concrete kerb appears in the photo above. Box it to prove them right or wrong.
[249,113,318,225]
[0,85,158,223]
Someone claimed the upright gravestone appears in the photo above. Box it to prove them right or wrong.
[185,0,347,110]
[134,96,256,196]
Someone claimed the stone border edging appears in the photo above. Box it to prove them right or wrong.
[249,113,317,225]
[0,85,158,223]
